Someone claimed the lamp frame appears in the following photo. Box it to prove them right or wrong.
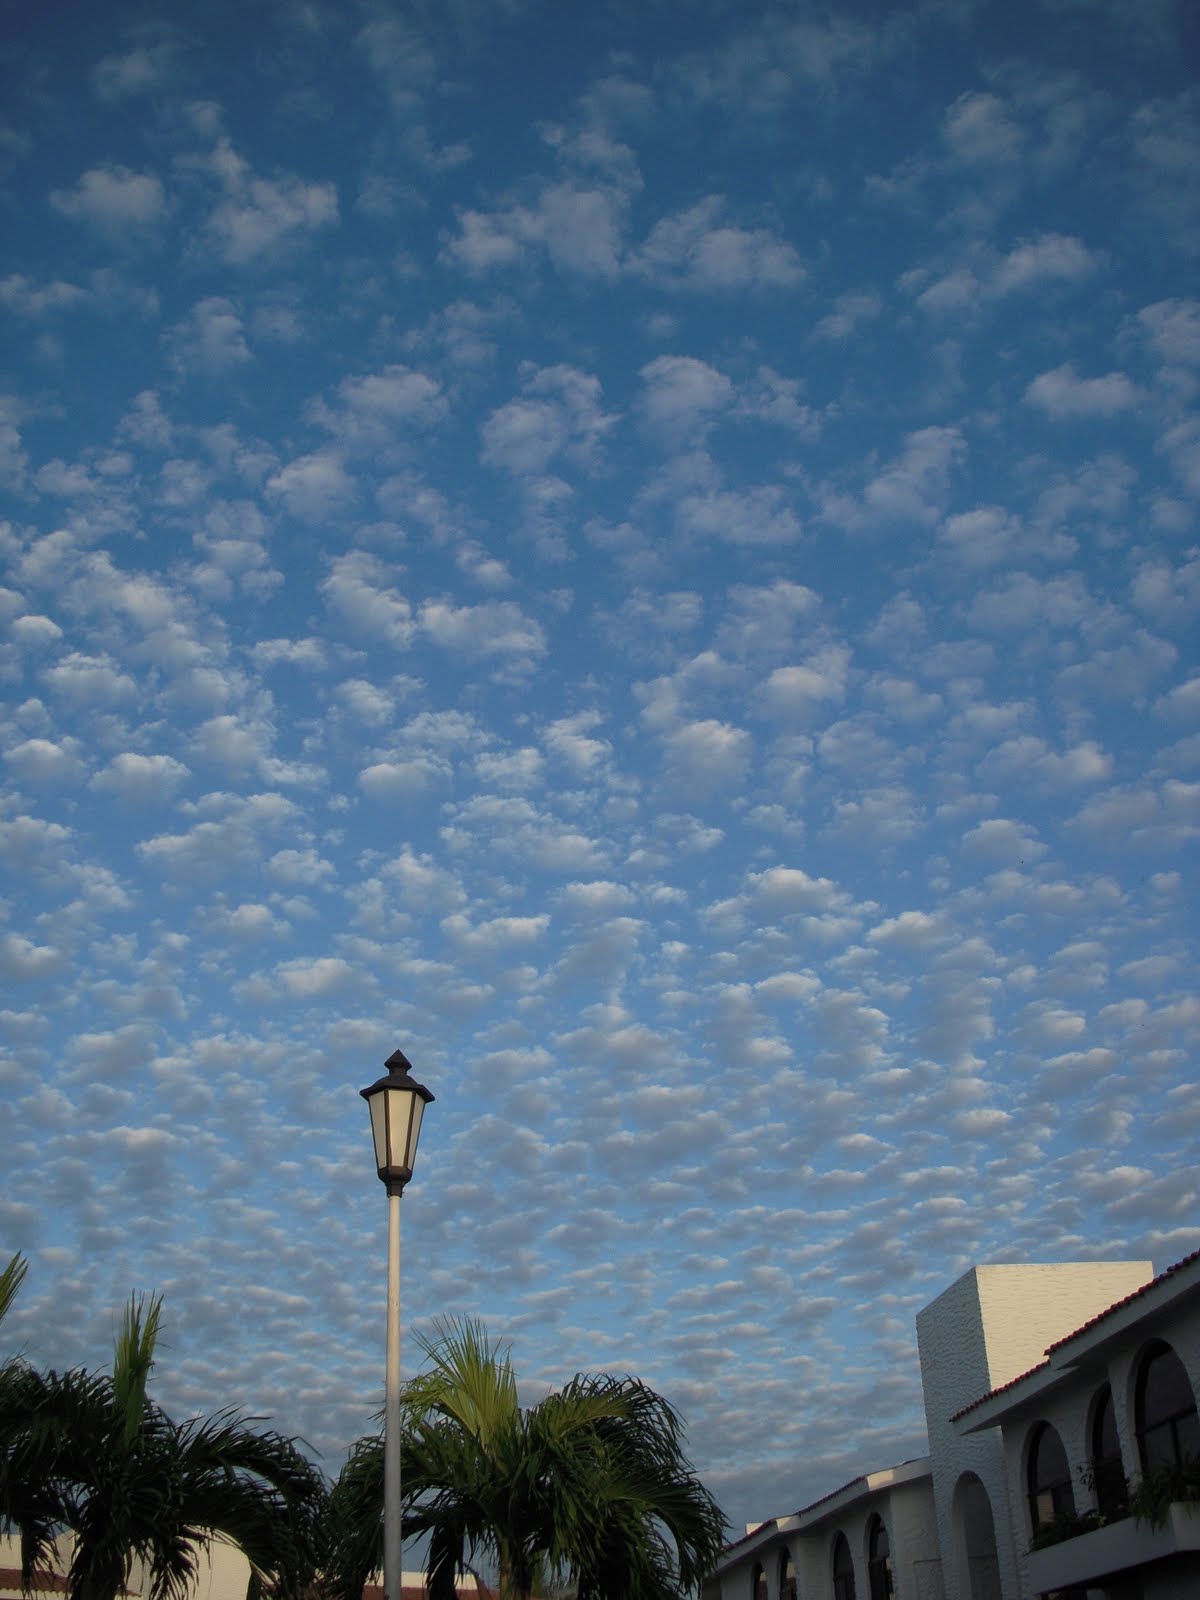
[361,1048,435,1194]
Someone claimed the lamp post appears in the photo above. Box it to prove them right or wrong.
[361,1049,435,1600]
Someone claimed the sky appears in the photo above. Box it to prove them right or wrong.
[2,0,1199,1541]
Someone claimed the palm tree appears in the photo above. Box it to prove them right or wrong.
[0,1251,62,1592]
[0,1279,327,1600]
[325,1319,726,1600]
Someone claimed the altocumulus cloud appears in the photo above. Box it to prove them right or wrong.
[2,0,1197,1541]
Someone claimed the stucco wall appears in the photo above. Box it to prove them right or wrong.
[714,1477,942,1600]
[996,1288,1200,1597]
[887,1478,945,1600]
[916,1261,1153,1600]
[917,1267,1014,1600]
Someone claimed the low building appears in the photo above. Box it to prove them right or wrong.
[0,1538,497,1600]
[705,1248,1200,1600]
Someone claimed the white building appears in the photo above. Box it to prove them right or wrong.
[705,1248,1200,1600]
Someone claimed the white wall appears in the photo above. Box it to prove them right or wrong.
[995,1288,1200,1598]
[916,1261,1153,1600]
[713,1479,943,1600]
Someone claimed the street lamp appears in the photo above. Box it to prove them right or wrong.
[361,1049,435,1600]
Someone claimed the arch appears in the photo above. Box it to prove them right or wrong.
[831,1530,856,1600]
[953,1472,1001,1600]
[1026,1420,1076,1532]
[751,1562,768,1600]
[866,1514,894,1600]
[1089,1382,1127,1517]
[1136,1340,1200,1470]
[777,1548,796,1600]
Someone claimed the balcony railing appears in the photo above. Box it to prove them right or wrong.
[1027,1503,1200,1595]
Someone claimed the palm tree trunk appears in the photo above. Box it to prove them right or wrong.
[496,1539,531,1600]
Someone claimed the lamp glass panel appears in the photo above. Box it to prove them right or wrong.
[367,1079,428,1175]
[369,1092,390,1171]
[390,1089,413,1168]
[404,1093,426,1167]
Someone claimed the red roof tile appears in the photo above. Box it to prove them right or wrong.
[0,1573,70,1595]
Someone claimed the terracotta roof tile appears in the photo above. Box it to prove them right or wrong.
[0,1571,70,1595]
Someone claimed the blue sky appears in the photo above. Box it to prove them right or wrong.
[2,0,1198,1535]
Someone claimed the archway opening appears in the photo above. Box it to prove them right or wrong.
[953,1472,1001,1600]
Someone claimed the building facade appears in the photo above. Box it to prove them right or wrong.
[705,1249,1200,1600]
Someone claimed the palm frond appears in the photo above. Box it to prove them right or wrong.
[111,1294,162,1449]
[0,1252,29,1331]
[410,1317,519,1444]
[327,1322,725,1600]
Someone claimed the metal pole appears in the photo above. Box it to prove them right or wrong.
[383,1185,402,1600]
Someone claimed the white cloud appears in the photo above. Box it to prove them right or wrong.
[419,598,546,664]
[312,366,448,450]
[482,365,617,476]
[91,752,190,803]
[537,182,628,277]
[50,165,166,237]
[938,506,1024,569]
[1072,778,1200,848]
[0,932,68,980]
[636,197,804,291]
[0,397,30,489]
[9,614,63,647]
[203,138,338,265]
[42,652,138,706]
[867,427,965,523]
[443,207,528,272]
[274,956,360,997]
[670,13,876,114]
[675,484,803,545]
[266,848,335,886]
[444,179,630,280]
[968,571,1092,632]
[1157,416,1200,496]
[867,910,947,952]
[638,356,734,440]
[745,866,856,917]
[544,712,610,775]
[0,275,87,316]
[812,291,881,342]
[960,818,1048,865]
[1155,675,1200,721]
[440,794,609,873]
[136,792,299,878]
[92,42,175,100]
[1137,298,1200,366]
[358,757,447,799]
[992,231,1098,293]
[268,453,356,521]
[941,91,1023,165]
[760,647,851,722]
[441,912,551,954]
[168,297,251,374]
[661,719,752,792]
[1024,363,1142,418]
[4,737,85,784]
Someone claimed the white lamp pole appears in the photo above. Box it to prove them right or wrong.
[361,1050,435,1600]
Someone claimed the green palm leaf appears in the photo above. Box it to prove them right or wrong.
[0,1271,326,1600]
[329,1315,725,1600]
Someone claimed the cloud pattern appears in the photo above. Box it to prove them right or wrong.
[1,0,1198,1534]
